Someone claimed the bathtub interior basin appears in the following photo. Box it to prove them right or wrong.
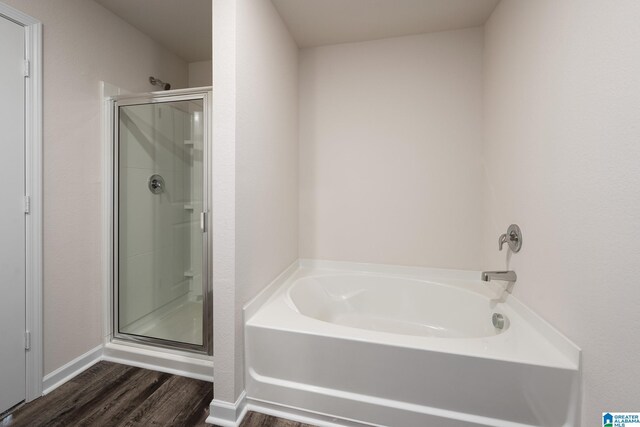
[287,274,508,338]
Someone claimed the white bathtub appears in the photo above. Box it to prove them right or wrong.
[245,260,581,427]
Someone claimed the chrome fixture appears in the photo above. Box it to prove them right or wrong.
[498,224,522,252]
[148,174,165,194]
[149,76,171,90]
[492,313,505,329]
[481,270,517,282]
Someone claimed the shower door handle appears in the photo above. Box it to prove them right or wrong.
[200,211,206,232]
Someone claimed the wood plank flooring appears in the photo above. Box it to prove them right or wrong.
[1,361,313,427]
[240,412,314,427]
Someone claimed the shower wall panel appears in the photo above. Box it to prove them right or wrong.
[118,103,195,329]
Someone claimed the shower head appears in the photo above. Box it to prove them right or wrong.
[149,76,171,90]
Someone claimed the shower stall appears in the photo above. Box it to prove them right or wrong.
[110,88,211,354]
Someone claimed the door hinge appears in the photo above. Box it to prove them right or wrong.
[24,195,31,214]
[25,331,31,351]
[24,59,30,78]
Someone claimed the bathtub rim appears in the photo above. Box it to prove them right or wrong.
[244,259,581,371]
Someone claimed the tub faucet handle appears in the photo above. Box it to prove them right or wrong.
[498,224,522,252]
[498,233,508,250]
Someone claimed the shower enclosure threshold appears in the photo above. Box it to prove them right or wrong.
[103,339,213,382]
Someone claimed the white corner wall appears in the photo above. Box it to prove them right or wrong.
[299,28,485,270]
[212,0,298,405]
[235,0,298,393]
[211,0,238,405]
[1,0,188,375]
[236,0,298,306]
[483,1,640,424]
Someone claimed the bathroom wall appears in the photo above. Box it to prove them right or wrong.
[299,28,484,270]
[483,0,640,423]
[188,60,212,87]
[235,0,298,395]
[235,0,298,308]
[211,0,239,405]
[212,0,298,404]
[1,0,188,375]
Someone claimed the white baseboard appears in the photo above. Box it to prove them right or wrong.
[41,340,214,397]
[42,344,103,395]
[244,399,374,427]
[205,393,373,427]
[206,391,247,427]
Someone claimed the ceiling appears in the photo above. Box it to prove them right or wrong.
[271,0,500,48]
[94,0,211,63]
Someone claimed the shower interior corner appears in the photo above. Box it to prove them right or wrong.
[112,89,212,355]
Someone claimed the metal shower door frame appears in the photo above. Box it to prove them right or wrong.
[111,88,212,355]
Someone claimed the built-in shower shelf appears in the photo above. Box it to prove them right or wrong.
[184,270,194,278]
[184,139,194,146]
[184,204,194,210]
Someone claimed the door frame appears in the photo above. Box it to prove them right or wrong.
[0,2,43,402]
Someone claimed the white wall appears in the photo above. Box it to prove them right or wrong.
[2,0,188,375]
[211,0,238,404]
[212,0,298,403]
[299,28,484,270]
[235,0,298,393]
[483,1,640,424]
[236,0,298,307]
[188,60,212,87]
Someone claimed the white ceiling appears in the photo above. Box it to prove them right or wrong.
[271,0,500,48]
[94,0,211,63]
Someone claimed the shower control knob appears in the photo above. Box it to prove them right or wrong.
[148,174,165,194]
[498,224,522,252]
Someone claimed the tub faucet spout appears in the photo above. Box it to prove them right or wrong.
[481,271,517,282]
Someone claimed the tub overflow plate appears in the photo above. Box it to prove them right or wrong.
[492,313,505,329]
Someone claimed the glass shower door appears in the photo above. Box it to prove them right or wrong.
[115,94,209,352]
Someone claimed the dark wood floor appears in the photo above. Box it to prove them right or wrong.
[1,361,313,427]
[240,412,314,427]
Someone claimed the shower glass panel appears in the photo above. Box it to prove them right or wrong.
[115,93,209,353]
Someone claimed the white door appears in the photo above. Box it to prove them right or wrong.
[0,14,26,414]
